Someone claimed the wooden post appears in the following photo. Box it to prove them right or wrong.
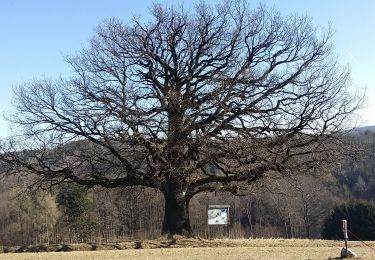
[343,220,348,256]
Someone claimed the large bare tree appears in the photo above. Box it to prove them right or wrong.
[0,1,361,235]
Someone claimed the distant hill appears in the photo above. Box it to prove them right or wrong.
[351,125,375,135]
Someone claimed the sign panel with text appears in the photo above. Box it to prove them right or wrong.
[208,205,230,225]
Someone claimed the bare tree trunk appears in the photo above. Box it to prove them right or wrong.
[303,204,311,238]
[284,220,288,238]
[246,208,253,238]
[161,182,192,236]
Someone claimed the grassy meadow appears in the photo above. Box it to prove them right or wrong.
[0,238,374,260]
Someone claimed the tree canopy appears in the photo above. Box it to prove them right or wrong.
[322,201,375,240]
[0,1,361,235]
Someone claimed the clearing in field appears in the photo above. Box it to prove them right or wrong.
[1,238,375,260]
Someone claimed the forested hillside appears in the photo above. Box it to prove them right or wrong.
[0,129,374,246]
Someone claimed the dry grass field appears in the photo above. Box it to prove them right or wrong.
[1,238,375,260]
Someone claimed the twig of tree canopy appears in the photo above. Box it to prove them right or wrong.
[0,1,363,236]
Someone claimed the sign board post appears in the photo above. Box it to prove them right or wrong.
[207,205,231,238]
[343,219,348,255]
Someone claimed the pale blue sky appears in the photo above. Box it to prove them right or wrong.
[0,0,374,137]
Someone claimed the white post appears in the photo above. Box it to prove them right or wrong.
[343,220,348,256]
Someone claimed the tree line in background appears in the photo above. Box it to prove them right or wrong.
[0,130,374,246]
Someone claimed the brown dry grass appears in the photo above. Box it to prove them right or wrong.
[1,238,375,259]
